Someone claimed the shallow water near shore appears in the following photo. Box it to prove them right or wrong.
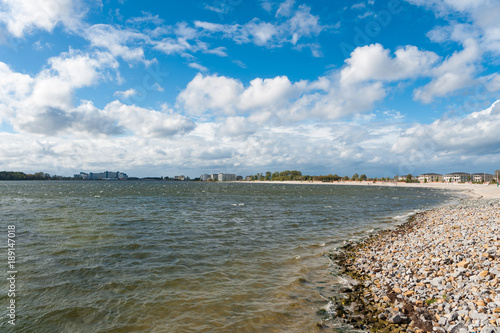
[0,181,459,332]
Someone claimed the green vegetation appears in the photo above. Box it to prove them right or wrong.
[247,170,393,182]
[0,171,71,181]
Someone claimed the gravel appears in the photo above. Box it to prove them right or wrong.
[330,199,500,332]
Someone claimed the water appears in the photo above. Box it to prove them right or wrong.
[0,181,458,332]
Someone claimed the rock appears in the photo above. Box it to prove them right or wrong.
[448,312,458,322]
[447,322,465,332]
[438,316,448,326]
[388,312,408,324]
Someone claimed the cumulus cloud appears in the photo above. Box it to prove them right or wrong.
[393,100,500,157]
[340,44,439,85]
[103,101,195,137]
[217,116,256,139]
[413,39,480,103]
[0,0,84,37]
[0,49,195,138]
[176,73,244,116]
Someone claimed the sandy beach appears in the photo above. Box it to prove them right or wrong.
[241,180,500,199]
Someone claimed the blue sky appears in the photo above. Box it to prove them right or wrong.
[0,0,499,178]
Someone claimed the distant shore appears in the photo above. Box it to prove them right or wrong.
[238,180,500,199]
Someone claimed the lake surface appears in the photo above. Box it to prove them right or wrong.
[0,181,458,332]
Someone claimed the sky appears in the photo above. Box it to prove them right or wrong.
[0,0,499,178]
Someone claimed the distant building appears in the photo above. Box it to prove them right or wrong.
[443,172,469,183]
[174,175,185,181]
[472,173,494,183]
[218,173,236,182]
[245,176,253,181]
[236,175,243,181]
[397,174,415,181]
[210,174,218,181]
[74,172,88,180]
[201,174,210,181]
[81,171,127,180]
[418,173,443,183]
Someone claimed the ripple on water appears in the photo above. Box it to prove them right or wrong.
[0,181,458,332]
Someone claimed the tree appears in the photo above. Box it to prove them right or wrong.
[351,173,359,181]
[265,171,271,181]
[359,174,367,181]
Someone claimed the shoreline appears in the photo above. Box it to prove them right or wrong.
[238,180,500,199]
[329,197,500,332]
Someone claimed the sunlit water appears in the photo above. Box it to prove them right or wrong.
[0,181,458,332]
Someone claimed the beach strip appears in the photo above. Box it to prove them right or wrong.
[330,198,500,332]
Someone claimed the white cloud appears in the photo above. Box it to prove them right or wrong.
[0,50,120,135]
[260,0,273,13]
[194,4,326,49]
[204,46,228,57]
[276,0,295,17]
[217,116,256,138]
[232,60,247,68]
[406,0,500,55]
[103,101,195,137]
[393,100,500,157]
[239,76,300,110]
[85,24,153,64]
[176,68,385,122]
[0,0,84,37]
[188,62,208,72]
[114,88,138,99]
[340,43,439,85]
[176,73,243,116]
[351,3,366,10]
[413,39,480,103]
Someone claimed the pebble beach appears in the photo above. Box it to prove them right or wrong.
[330,194,500,332]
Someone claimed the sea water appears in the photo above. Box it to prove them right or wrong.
[0,181,458,332]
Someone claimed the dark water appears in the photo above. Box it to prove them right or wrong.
[0,181,458,332]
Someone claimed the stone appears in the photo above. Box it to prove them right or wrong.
[388,312,408,324]
[447,322,465,332]
[438,316,448,326]
[479,271,490,279]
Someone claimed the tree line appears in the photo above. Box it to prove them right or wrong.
[0,171,71,181]
[248,170,393,182]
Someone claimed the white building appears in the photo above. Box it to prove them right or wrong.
[74,172,88,179]
[418,173,442,183]
[443,172,469,183]
[174,175,186,181]
[472,173,494,183]
[218,173,236,182]
[201,174,210,181]
[86,171,128,180]
[397,174,416,181]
